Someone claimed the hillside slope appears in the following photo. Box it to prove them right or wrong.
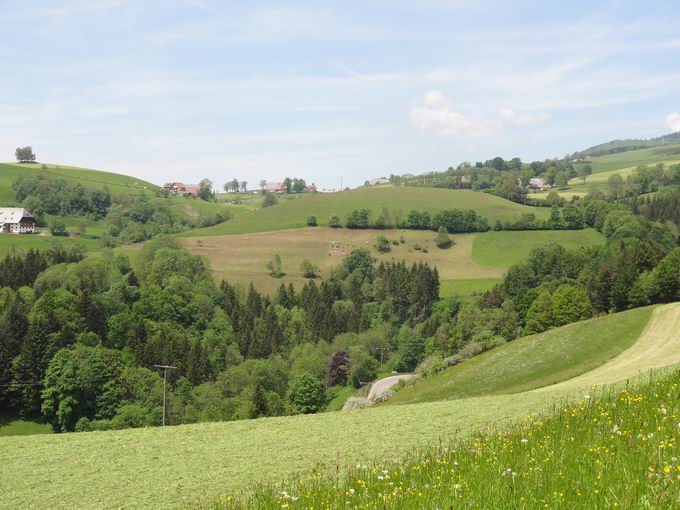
[387,306,655,405]
[179,187,550,236]
[2,304,679,509]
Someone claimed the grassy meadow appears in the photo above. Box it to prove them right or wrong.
[179,228,604,295]
[0,415,52,437]
[2,304,679,509]
[471,228,604,267]
[0,234,99,257]
[178,187,551,237]
[387,305,655,405]
[211,367,680,509]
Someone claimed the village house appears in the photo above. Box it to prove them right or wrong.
[528,177,549,190]
[162,182,199,197]
[0,207,35,234]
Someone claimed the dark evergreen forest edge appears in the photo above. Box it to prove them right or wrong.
[2,187,680,432]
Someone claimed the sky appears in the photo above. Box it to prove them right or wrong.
[1,0,679,190]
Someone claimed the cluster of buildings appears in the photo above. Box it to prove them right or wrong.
[0,207,35,234]
[263,182,318,193]
[162,182,200,197]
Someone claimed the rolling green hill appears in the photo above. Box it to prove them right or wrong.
[387,306,655,404]
[0,162,240,241]
[2,303,679,509]
[178,186,551,237]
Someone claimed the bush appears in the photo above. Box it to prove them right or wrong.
[374,235,390,253]
[329,215,342,228]
[370,389,393,403]
[342,396,373,412]
[266,254,286,278]
[307,216,317,227]
[434,227,452,249]
[300,258,319,279]
[261,192,278,208]
[49,218,67,236]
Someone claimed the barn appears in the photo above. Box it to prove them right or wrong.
[0,208,36,234]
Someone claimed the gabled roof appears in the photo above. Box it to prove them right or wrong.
[0,207,33,224]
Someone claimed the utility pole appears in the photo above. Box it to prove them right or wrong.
[340,177,343,191]
[377,347,387,367]
[154,365,177,426]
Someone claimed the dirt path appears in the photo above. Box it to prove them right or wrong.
[537,303,680,391]
[368,374,416,399]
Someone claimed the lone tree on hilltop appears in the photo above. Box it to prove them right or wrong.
[15,146,36,163]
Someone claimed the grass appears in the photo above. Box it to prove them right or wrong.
[387,306,656,405]
[0,415,52,437]
[177,229,504,294]
[0,234,99,257]
[439,278,501,299]
[210,367,680,509]
[178,187,550,237]
[471,229,604,267]
[326,386,357,412]
[1,304,679,509]
[178,228,603,295]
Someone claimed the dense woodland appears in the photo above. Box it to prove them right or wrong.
[1,191,680,432]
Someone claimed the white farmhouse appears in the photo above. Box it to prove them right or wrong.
[0,208,35,234]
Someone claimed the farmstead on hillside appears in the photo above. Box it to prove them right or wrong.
[0,207,35,233]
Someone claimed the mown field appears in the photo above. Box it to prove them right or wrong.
[212,366,680,509]
[179,228,604,295]
[387,305,655,404]
[2,304,679,509]
[178,187,551,237]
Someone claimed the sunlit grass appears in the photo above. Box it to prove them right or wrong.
[208,368,680,509]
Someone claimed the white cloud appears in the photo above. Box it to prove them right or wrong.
[409,91,550,138]
[498,107,551,126]
[409,91,501,138]
[667,112,680,132]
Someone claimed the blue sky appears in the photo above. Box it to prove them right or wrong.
[1,0,679,189]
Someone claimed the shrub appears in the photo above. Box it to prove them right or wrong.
[307,216,317,227]
[434,227,452,249]
[341,396,373,412]
[300,258,319,279]
[261,192,278,208]
[266,254,286,278]
[329,215,342,228]
[374,235,390,253]
[49,218,67,236]
[370,389,393,403]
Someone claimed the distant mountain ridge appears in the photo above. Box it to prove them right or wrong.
[579,131,680,158]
